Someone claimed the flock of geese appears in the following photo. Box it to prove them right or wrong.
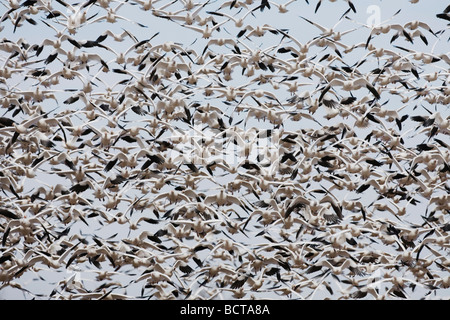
[0,0,449,300]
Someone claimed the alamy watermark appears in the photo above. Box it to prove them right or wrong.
[168,124,281,171]
[367,5,381,27]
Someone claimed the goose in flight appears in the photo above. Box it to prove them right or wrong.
[299,15,357,41]
[314,0,356,14]
[320,77,381,100]
[436,4,450,22]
